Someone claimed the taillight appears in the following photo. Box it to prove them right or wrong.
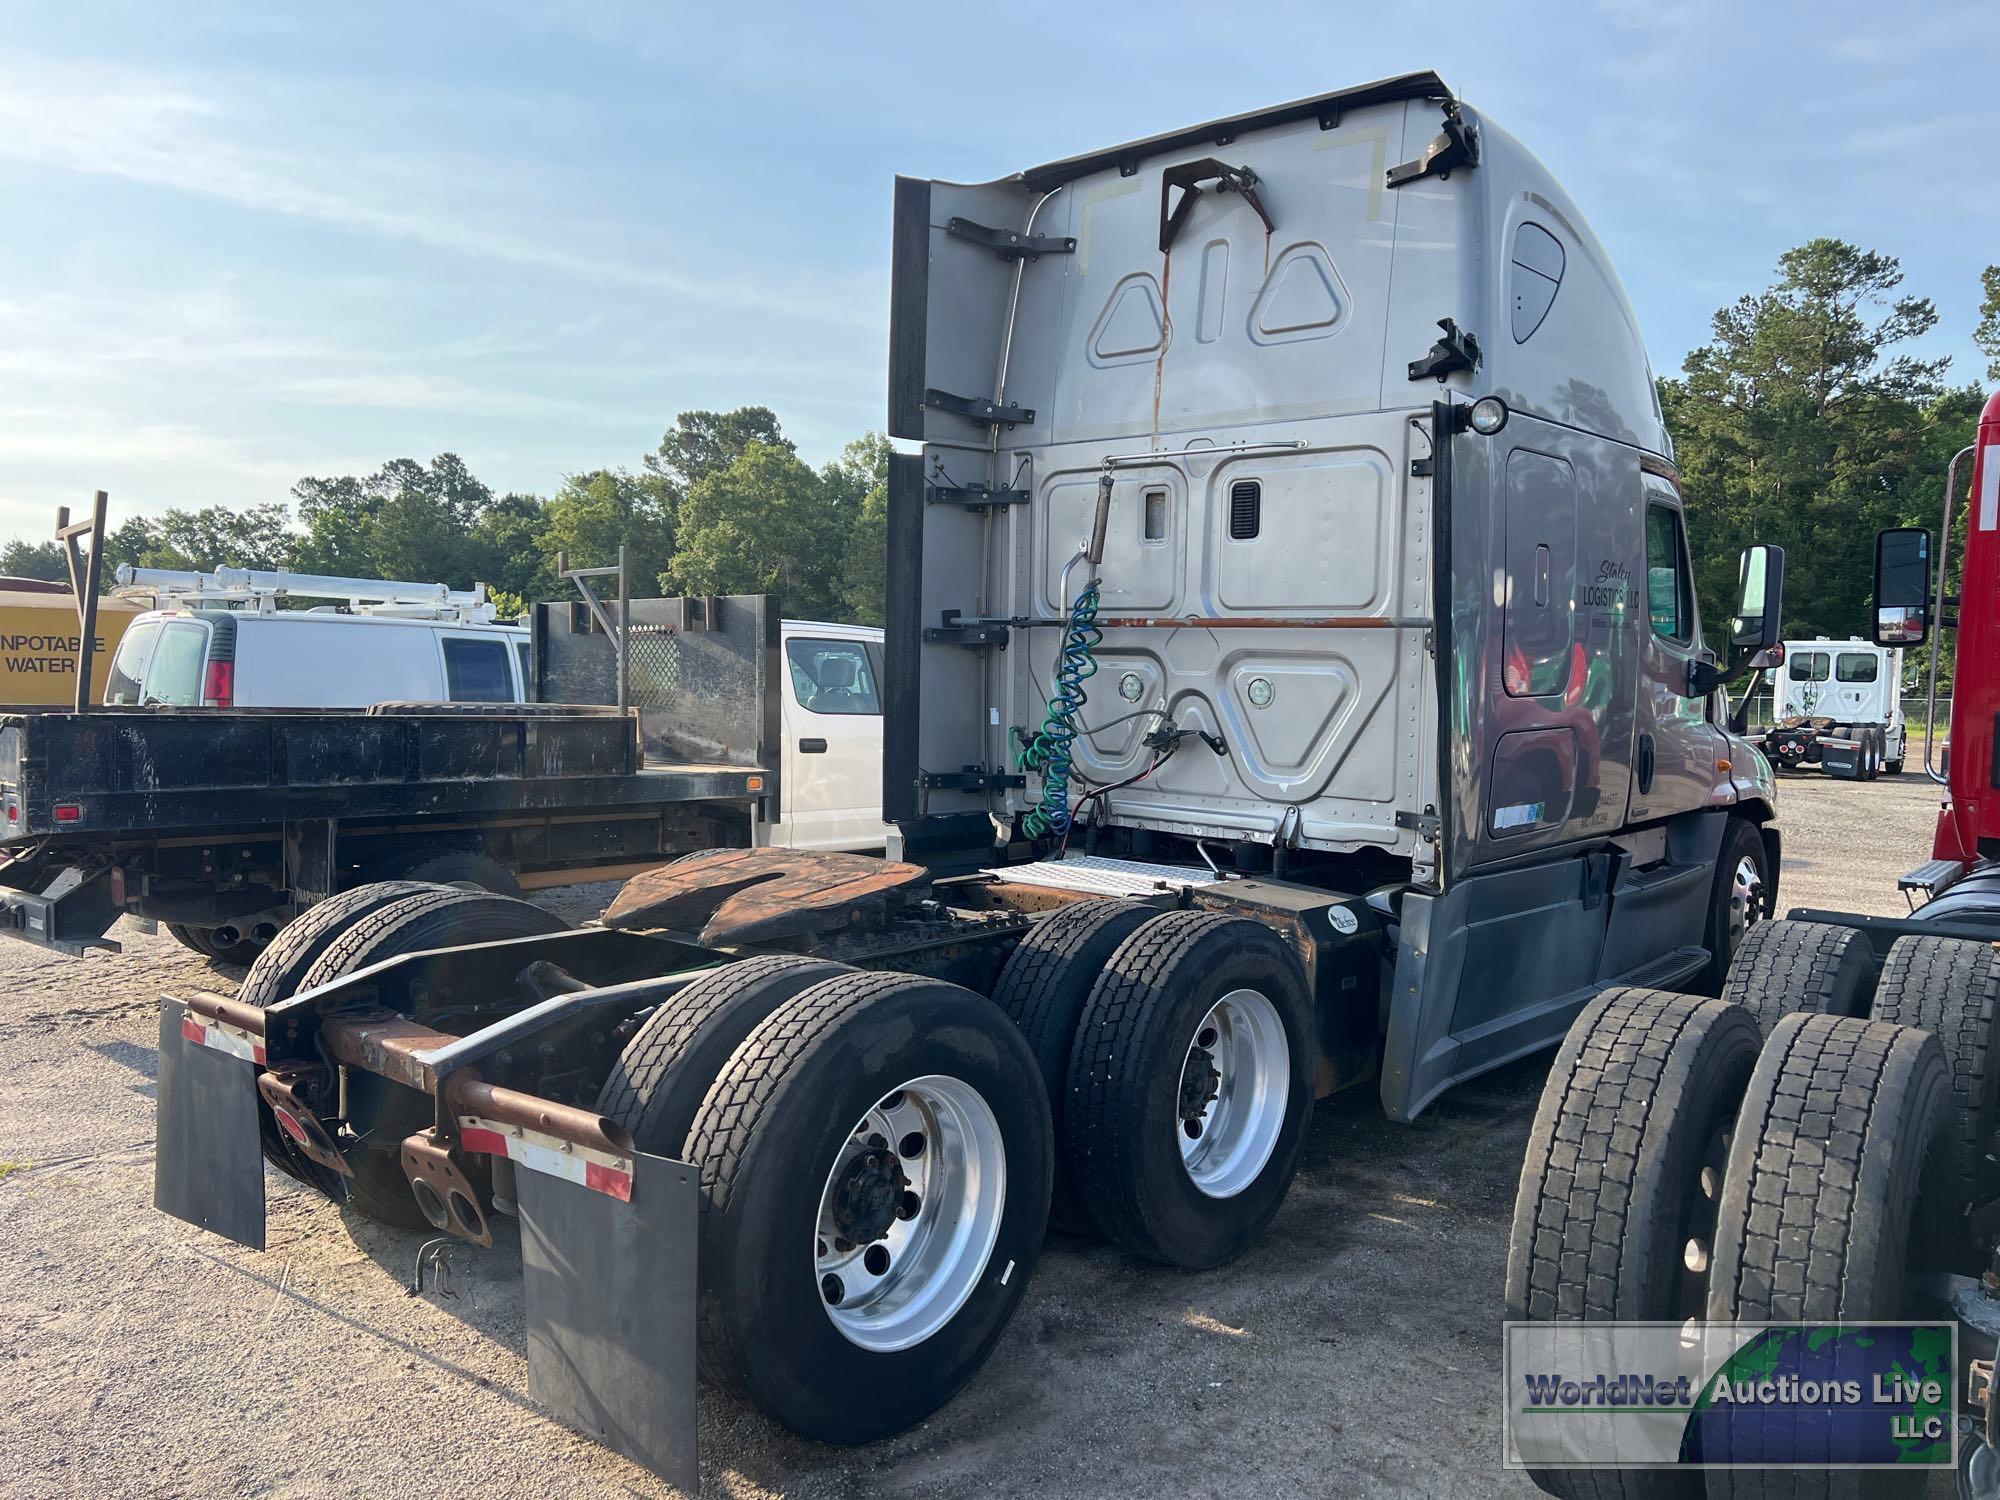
[53,804,81,822]
[203,659,234,707]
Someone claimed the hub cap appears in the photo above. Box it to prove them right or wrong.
[814,1075,1006,1353]
[1177,989,1289,1199]
[1728,854,1765,947]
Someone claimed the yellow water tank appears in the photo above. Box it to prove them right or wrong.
[0,581,141,709]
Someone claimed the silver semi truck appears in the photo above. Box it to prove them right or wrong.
[154,71,1783,1485]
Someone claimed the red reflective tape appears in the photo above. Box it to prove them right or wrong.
[585,1160,633,1202]
[459,1125,509,1158]
[181,1016,206,1046]
[253,1043,267,1065]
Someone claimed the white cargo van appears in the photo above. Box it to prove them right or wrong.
[103,607,532,708]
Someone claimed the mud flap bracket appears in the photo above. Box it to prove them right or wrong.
[516,1149,699,1492]
[154,999,267,1250]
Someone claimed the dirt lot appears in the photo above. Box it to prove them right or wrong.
[0,773,1943,1499]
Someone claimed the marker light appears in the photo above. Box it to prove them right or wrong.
[1468,396,1509,435]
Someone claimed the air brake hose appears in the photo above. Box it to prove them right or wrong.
[1018,471,1114,839]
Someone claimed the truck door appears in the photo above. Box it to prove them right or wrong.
[1626,480,1727,821]
[778,634,886,851]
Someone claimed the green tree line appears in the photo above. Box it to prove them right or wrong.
[1,408,892,625]
[4,245,1995,646]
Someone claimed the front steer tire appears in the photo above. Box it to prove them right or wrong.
[684,971,1052,1444]
[1065,911,1316,1269]
[1692,817,1771,996]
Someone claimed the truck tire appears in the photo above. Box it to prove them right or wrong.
[395,849,524,898]
[234,879,434,1191]
[986,898,1155,1234]
[1871,933,2000,1217]
[1064,911,1316,1269]
[1702,1015,1956,1485]
[1505,988,1760,1500]
[1719,919,1875,1036]
[1693,818,1771,997]
[596,953,852,1157]
[298,888,569,1229]
[684,970,1052,1443]
[238,881,434,1012]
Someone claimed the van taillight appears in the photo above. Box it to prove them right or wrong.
[203,660,234,707]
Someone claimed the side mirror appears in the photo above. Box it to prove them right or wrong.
[1872,527,1931,647]
[1728,544,1784,663]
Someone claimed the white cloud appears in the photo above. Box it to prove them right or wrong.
[0,54,879,331]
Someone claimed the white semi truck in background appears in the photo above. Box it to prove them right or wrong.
[150,72,1787,1486]
[1753,634,1907,778]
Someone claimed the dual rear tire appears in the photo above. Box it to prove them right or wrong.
[599,963,1052,1443]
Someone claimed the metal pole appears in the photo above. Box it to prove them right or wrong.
[1925,447,1974,785]
[616,544,630,715]
[72,492,108,712]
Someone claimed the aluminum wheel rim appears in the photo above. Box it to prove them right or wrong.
[1728,853,1765,946]
[1177,988,1289,1199]
[814,1074,1006,1353]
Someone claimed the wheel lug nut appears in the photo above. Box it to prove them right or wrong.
[868,1133,888,1150]
[834,1236,853,1253]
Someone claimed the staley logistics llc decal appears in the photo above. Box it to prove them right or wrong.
[1504,1322,1956,1472]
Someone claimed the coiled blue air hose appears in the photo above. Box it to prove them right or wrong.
[1018,581,1102,838]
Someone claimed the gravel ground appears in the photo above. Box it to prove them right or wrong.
[0,772,1943,1499]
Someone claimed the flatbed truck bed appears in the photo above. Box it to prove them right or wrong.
[0,594,782,957]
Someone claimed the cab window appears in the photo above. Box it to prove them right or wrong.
[102,621,162,705]
[442,637,515,702]
[1788,651,1830,683]
[787,638,881,715]
[142,621,209,705]
[1835,652,1879,683]
[1644,504,1694,644]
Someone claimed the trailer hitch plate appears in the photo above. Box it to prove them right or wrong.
[604,846,931,945]
[154,998,266,1251]
[517,1148,698,1492]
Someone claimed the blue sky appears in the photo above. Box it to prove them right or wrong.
[2,0,1993,544]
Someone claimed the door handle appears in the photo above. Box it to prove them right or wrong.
[798,737,828,753]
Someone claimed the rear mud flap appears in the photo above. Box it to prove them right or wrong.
[154,999,266,1250]
[516,1150,698,1492]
